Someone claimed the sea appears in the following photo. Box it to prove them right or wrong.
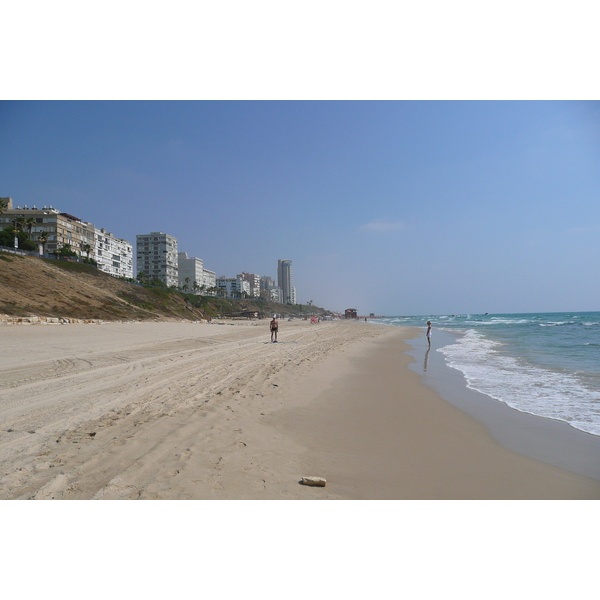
[372,312,600,437]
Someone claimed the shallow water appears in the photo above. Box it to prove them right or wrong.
[373,312,600,437]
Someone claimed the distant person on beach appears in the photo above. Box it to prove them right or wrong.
[426,321,432,346]
[270,316,279,342]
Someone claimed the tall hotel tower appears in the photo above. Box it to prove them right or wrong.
[277,259,296,305]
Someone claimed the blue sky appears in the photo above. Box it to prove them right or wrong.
[1,100,599,315]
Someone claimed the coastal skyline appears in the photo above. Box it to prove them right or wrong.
[1,100,599,315]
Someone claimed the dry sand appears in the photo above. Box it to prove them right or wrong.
[1,319,598,499]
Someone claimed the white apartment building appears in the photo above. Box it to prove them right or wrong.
[216,276,250,298]
[136,232,178,287]
[178,252,217,294]
[203,268,216,293]
[178,252,204,292]
[94,228,133,279]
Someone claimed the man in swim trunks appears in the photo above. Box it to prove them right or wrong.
[426,321,432,346]
[270,316,279,342]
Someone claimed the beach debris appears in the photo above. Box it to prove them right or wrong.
[300,476,327,487]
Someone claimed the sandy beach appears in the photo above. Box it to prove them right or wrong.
[1,319,599,500]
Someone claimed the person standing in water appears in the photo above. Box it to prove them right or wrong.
[270,316,279,343]
[426,321,432,346]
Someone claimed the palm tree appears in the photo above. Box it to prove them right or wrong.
[182,276,190,293]
[0,198,8,216]
[12,216,25,233]
[37,231,49,256]
[192,280,200,295]
[82,243,92,259]
[11,217,25,249]
[24,217,36,239]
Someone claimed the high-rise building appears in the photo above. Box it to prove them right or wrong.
[277,259,294,305]
[136,232,178,287]
[94,227,133,279]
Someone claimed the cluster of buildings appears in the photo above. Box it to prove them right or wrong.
[214,260,295,304]
[136,233,295,302]
[0,197,133,279]
[0,197,297,304]
[136,232,216,293]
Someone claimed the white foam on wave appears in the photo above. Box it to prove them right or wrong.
[438,330,600,436]
[464,319,530,326]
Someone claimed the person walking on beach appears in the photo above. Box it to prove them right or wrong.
[270,316,279,343]
[426,321,432,347]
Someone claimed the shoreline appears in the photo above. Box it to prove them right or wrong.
[405,328,600,481]
[271,326,600,499]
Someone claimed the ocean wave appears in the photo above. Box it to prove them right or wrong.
[462,319,531,326]
[438,331,600,436]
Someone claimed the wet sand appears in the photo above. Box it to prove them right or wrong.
[271,327,600,499]
[406,328,600,482]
